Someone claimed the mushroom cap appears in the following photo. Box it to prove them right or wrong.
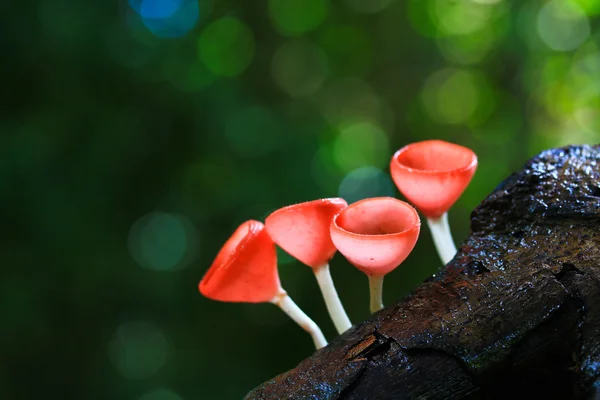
[390,140,477,219]
[330,197,420,276]
[265,198,348,268]
[199,220,281,303]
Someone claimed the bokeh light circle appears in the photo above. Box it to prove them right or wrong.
[338,166,395,204]
[128,212,198,271]
[198,17,255,77]
[140,0,183,19]
[436,28,498,65]
[162,58,216,92]
[108,320,169,380]
[434,0,493,36]
[269,0,328,37]
[537,1,590,52]
[421,68,480,124]
[332,120,390,172]
[128,0,144,14]
[407,0,438,38]
[138,0,200,38]
[271,40,328,97]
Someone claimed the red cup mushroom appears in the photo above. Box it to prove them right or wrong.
[390,140,477,264]
[265,198,352,334]
[330,197,420,313]
[199,220,327,349]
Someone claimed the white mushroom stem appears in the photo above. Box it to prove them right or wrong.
[313,264,352,334]
[368,275,384,314]
[426,212,457,265]
[271,291,327,350]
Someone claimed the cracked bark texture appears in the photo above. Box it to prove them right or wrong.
[245,145,600,400]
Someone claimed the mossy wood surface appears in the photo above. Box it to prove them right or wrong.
[245,145,600,400]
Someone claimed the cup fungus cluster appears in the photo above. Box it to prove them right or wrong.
[199,140,477,350]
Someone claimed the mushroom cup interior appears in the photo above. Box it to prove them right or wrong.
[335,198,419,237]
[394,140,476,173]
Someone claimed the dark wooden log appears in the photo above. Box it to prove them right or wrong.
[245,145,600,400]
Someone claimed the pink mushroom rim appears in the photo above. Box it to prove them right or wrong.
[390,140,477,219]
[391,140,477,174]
[330,197,421,276]
[265,198,348,268]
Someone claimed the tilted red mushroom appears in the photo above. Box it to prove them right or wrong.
[330,197,420,313]
[199,220,327,349]
[390,140,477,264]
[265,198,351,334]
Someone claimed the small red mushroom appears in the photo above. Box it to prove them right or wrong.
[330,197,420,313]
[390,140,477,264]
[265,198,351,334]
[199,220,327,349]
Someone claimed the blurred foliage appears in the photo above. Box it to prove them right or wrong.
[1,0,600,399]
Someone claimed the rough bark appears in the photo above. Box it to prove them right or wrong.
[245,145,600,400]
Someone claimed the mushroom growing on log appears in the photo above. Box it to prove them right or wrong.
[245,144,600,400]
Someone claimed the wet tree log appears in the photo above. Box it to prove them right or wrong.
[245,145,600,400]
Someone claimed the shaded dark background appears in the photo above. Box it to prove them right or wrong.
[2,0,599,399]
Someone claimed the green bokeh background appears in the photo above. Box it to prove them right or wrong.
[3,0,600,399]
